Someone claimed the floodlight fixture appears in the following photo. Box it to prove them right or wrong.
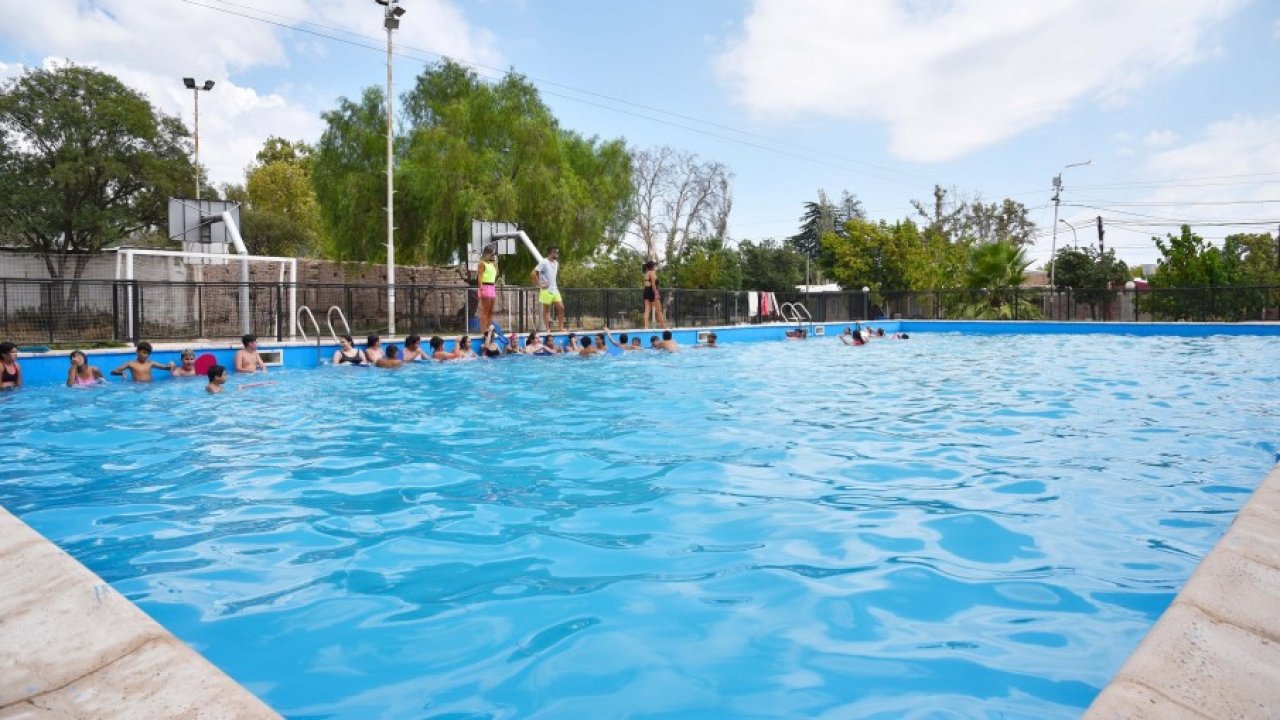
[392,5,406,17]
[183,77,196,89]
[203,80,215,91]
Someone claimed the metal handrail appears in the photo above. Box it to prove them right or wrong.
[326,305,351,344]
[297,306,322,343]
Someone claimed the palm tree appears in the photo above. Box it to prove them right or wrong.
[956,240,1041,319]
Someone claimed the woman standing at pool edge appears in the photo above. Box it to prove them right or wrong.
[643,261,668,330]
[477,244,498,336]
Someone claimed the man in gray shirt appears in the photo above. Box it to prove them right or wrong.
[532,246,566,332]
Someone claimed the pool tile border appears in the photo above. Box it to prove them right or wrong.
[0,506,279,719]
[1085,464,1280,719]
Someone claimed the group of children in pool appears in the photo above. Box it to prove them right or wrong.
[1,324,906,394]
[0,336,270,394]
[332,325,703,368]
[0,326,713,394]
[839,324,910,346]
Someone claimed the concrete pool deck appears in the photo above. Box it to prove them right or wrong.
[1085,463,1280,719]
[0,506,278,719]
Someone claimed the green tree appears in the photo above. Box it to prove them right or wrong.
[789,189,864,260]
[668,237,743,289]
[821,217,964,295]
[1219,232,1279,320]
[1049,246,1130,319]
[956,240,1040,319]
[314,61,634,278]
[1143,226,1230,320]
[243,139,323,256]
[965,198,1036,246]
[738,239,805,292]
[0,63,191,279]
[312,87,390,262]
[560,246,646,288]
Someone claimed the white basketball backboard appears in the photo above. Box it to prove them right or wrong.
[471,220,519,256]
[170,198,240,265]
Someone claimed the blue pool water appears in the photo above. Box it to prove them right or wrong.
[1,333,1276,718]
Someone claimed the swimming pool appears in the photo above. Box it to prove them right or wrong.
[1,333,1274,718]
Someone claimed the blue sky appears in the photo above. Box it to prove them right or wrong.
[2,0,1278,268]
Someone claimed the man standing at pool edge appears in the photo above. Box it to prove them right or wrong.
[532,246,565,332]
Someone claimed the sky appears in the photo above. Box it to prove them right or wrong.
[1,0,1278,269]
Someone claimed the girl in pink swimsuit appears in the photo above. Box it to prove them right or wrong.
[66,350,105,387]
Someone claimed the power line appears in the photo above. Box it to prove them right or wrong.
[180,0,933,188]
[1071,194,1280,207]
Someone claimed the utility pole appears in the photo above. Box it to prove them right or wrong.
[1049,160,1091,289]
[1096,215,1105,255]
[1098,215,1108,321]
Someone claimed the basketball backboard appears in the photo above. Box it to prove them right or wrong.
[469,220,520,271]
[169,198,240,265]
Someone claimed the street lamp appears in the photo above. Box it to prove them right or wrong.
[861,286,871,320]
[1059,218,1079,250]
[182,78,215,200]
[375,0,406,335]
[1049,160,1090,288]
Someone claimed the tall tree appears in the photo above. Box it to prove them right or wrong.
[312,86,395,263]
[313,61,634,278]
[0,63,191,279]
[788,189,865,259]
[667,236,742,290]
[965,198,1036,246]
[911,185,969,242]
[738,239,805,292]
[1143,225,1232,320]
[241,136,323,256]
[628,146,733,262]
[1049,246,1130,319]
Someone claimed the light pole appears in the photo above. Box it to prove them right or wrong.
[183,78,215,200]
[1049,160,1090,288]
[375,0,406,335]
[861,286,870,320]
[1059,218,1079,250]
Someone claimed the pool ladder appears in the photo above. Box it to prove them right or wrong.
[780,302,813,334]
[296,305,353,364]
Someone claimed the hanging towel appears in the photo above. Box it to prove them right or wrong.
[748,291,759,318]
[760,292,770,318]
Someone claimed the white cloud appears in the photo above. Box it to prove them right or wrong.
[716,0,1246,162]
[0,0,501,188]
[0,61,24,82]
[1142,129,1180,148]
[1100,115,1280,262]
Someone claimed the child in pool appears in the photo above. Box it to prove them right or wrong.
[66,350,105,387]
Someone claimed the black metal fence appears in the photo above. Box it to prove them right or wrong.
[1,278,1277,345]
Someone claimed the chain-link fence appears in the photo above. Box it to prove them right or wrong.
[2,279,1278,345]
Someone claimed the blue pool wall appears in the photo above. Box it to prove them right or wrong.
[7,320,1277,387]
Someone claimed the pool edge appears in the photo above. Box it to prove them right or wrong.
[0,505,280,719]
[1084,463,1280,719]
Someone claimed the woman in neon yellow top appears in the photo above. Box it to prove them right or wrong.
[477,245,498,334]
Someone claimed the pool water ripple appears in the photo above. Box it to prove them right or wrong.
[1,333,1275,718]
